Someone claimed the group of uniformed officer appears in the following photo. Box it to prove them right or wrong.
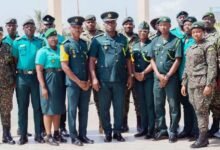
[0,10,220,149]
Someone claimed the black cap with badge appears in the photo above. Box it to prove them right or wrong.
[67,16,85,26]
[101,11,119,22]
[42,15,55,25]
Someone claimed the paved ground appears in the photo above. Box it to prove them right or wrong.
[0,93,220,150]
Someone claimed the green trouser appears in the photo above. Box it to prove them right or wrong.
[153,75,180,135]
[16,74,42,136]
[67,85,91,138]
[98,81,125,135]
[134,78,155,133]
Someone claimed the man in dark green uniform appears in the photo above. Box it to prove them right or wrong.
[149,17,182,143]
[121,16,141,132]
[80,15,104,134]
[12,19,45,145]
[149,17,160,40]
[89,11,133,142]
[61,16,94,146]
[39,14,68,137]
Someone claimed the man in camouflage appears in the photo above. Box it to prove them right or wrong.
[202,12,220,137]
[121,16,141,132]
[80,15,104,133]
[0,26,16,144]
[181,22,217,148]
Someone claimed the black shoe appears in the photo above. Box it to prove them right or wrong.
[17,136,28,145]
[113,133,125,142]
[169,134,178,143]
[71,137,83,146]
[45,135,59,146]
[60,128,70,137]
[78,136,94,144]
[134,131,147,137]
[34,135,45,143]
[190,132,209,148]
[121,125,129,133]
[153,131,168,141]
[2,127,15,145]
[145,133,154,139]
[177,131,190,138]
[104,134,112,142]
[53,131,67,143]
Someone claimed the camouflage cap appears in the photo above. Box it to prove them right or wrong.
[176,11,188,18]
[158,16,171,24]
[138,21,150,30]
[183,16,197,24]
[5,18,17,25]
[202,12,215,20]
[42,14,55,24]
[122,16,134,25]
[45,28,57,38]
[150,17,160,30]
[67,16,85,26]
[23,18,35,26]
[85,15,96,21]
[101,11,119,22]
[191,21,205,30]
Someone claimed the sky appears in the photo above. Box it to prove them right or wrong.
[0,0,220,34]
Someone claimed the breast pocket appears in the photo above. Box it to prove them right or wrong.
[167,48,176,61]
[19,46,27,56]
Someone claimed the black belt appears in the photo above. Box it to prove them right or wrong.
[17,69,36,75]
[44,68,62,73]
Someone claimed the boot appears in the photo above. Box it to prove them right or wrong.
[137,116,142,132]
[190,132,209,148]
[2,126,15,144]
[208,118,219,137]
[121,116,129,133]
[53,130,67,143]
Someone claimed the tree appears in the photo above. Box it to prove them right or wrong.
[34,10,44,34]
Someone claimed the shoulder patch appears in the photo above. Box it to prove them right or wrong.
[94,33,104,38]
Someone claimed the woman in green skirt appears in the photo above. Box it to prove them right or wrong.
[36,28,66,146]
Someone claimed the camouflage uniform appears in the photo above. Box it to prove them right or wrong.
[0,42,16,127]
[182,40,217,133]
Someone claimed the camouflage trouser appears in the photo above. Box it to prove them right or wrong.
[0,86,14,127]
[210,89,220,119]
[188,87,211,132]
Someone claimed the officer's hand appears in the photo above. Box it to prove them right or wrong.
[203,86,212,96]
[158,74,165,82]
[127,76,133,89]
[134,72,145,81]
[79,81,88,90]
[92,78,100,92]
[42,87,49,100]
[83,80,91,91]
[181,85,187,96]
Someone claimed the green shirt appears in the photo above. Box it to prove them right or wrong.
[170,27,185,39]
[12,35,44,70]
[35,45,61,69]
[148,33,182,75]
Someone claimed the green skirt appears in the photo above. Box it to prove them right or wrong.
[40,71,66,115]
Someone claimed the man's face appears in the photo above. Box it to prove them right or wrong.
[203,16,215,29]
[191,28,204,42]
[123,22,134,34]
[47,35,58,47]
[85,20,96,31]
[69,25,83,37]
[158,22,171,34]
[42,23,55,32]
[104,20,117,32]
[0,32,3,41]
[138,29,149,40]
[6,23,17,35]
[23,24,36,37]
[183,21,193,34]
[177,15,187,26]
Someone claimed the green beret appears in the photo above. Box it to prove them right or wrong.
[23,18,35,26]
[42,15,55,24]
[5,18,17,25]
[183,16,197,24]
[45,28,57,38]
[176,11,188,18]
[158,16,171,24]
[138,21,150,30]
[191,21,205,30]
[122,17,134,25]
[150,17,160,30]
[85,15,96,21]
[202,12,215,19]
[101,11,119,21]
[0,26,3,33]
[67,16,85,26]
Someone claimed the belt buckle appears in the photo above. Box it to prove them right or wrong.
[27,71,33,74]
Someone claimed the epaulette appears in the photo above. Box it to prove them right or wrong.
[62,39,70,45]
[14,36,23,41]
[94,33,104,38]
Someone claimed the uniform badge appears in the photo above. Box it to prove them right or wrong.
[75,18,78,22]
[71,49,76,58]
[108,13,112,18]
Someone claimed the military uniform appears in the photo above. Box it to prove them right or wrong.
[149,17,182,140]
[60,16,92,143]
[121,16,140,132]
[0,29,16,144]
[132,21,155,137]
[12,19,44,144]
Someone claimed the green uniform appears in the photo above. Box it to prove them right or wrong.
[89,32,129,134]
[170,27,185,39]
[131,40,155,134]
[2,34,19,46]
[12,35,43,137]
[149,33,182,135]
[35,45,66,115]
[60,38,91,138]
